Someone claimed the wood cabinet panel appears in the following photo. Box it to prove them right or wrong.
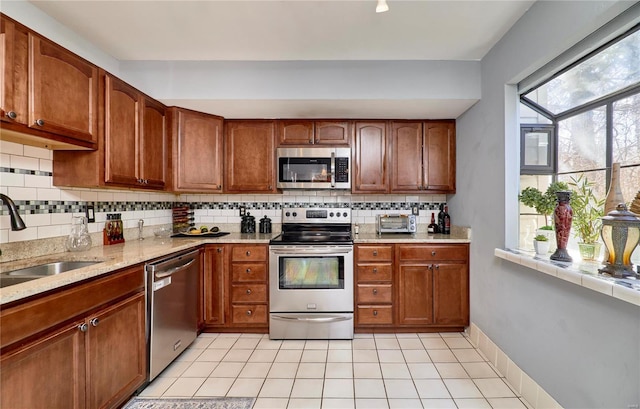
[277,120,314,145]
[353,122,388,193]
[0,322,85,409]
[225,120,276,193]
[356,245,393,262]
[314,121,351,145]
[424,121,456,192]
[0,16,28,125]
[140,96,166,189]
[390,121,423,192]
[397,264,434,326]
[86,292,146,409]
[203,245,227,326]
[357,284,392,304]
[104,75,138,186]
[231,284,267,303]
[29,34,98,143]
[231,263,267,282]
[231,304,268,325]
[356,305,393,325]
[398,245,467,261]
[356,264,393,282]
[231,245,267,262]
[433,263,469,326]
[171,108,223,192]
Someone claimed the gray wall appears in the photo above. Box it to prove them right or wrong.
[451,1,640,408]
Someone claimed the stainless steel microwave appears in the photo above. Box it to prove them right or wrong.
[276,147,351,189]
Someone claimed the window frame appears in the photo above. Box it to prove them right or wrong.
[520,124,556,175]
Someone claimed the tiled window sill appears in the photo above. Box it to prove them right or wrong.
[495,248,640,307]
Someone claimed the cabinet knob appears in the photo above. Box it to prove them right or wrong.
[90,318,100,327]
[309,138,313,144]
[434,264,440,270]
[246,251,251,257]
[217,248,223,253]
[372,289,378,295]
[78,323,88,332]
[431,251,436,256]
[373,250,378,256]
[246,310,253,316]
[6,111,17,120]
[268,185,273,190]
[34,119,45,126]
[246,289,252,294]
[373,310,378,316]
[246,268,252,273]
[217,185,222,190]
[373,268,378,273]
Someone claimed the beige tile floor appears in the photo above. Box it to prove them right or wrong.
[139,332,530,409]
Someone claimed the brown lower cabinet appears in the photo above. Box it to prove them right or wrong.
[202,244,269,332]
[355,243,469,332]
[0,265,146,409]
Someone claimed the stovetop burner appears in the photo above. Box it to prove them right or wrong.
[270,207,353,245]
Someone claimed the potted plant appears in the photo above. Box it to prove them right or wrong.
[519,181,569,249]
[568,174,605,261]
[533,234,550,256]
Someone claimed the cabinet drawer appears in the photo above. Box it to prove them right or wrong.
[357,284,392,303]
[231,263,267,282]
[231,304,268,324]
[356,245,393,262]
[231,284,267,303]
[357,305,393,325]
[357,264,392,282]
[398,245,468,261]
[231,245,267,262]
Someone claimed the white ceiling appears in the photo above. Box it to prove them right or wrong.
[28,0,536,118]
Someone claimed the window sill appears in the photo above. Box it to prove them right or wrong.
[495,248,640,307]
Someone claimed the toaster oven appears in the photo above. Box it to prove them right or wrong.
[376,214,417,234]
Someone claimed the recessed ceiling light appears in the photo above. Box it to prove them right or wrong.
[376,0,389,13]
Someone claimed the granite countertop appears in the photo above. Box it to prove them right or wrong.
[0,232,274,305]
[354,230,470,243]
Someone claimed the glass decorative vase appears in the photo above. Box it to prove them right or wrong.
[550,191,573,262]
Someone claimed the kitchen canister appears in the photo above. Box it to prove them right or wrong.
[259,216,272,234]
[241,213,256,233]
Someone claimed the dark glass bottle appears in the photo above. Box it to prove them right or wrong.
[443,206,451,235]
[428,212,439,233]
[437,204,445,234]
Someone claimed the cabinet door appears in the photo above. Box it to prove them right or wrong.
[424,121,455,192]
[397,264,433,325]
[104,75,139,186]
[140,96,166,189]
[225,121,276,193]
[0,16,28,125]
[86,292,146,409]
[29,34,98,143]
[433,262,469,326]
[315,121,351,145]
[0,322,86,409]
[204,245,227,326]
[277,120,314,145]
[390,121,423,192]
[353,121,388,193]
[172,109,224,192]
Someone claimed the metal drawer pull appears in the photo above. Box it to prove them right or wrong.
[246,310,252,316]
[373,250,378,256]
[246,251,251,256]
[6,111,17,120]
[435,264,440,270]
[35,119,45,126]
[90,318,99,327]
[431,251,436,256]
[246,268,251,273]
[246,289,252,294]
[372,289,378,295]
[271,315,351,323]
[373,268,378,273]
[78,323,88,332]
[373,310,378,316]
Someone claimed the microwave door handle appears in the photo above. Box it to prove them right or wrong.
[330,151,336,188]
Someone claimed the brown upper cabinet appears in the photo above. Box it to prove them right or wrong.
[277,120,351,146]
[169,108,224,192]
[53,72,167,190]
[389,120,456,193]
[225,120,276,193]
[0,14,98,150]
[353,121,389,193]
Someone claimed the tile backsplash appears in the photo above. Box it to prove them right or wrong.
[0,140,447,245]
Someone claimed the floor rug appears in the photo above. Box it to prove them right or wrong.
[122,397,255,409]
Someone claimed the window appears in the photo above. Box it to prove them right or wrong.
[518,25,640,264]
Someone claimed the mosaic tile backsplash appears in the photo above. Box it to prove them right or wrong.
[0,141,447,244]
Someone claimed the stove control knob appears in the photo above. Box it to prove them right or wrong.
[330,212,335,217]
[292,212,297,217]
[285,212,290,217]
[343,212,348,217]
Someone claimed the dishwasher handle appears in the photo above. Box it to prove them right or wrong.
[154,259,195,279]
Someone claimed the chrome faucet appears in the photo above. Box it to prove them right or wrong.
[0,194,27,231]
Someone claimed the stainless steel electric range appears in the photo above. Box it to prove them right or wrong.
[269,207,354,340]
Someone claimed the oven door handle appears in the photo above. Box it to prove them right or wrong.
[271,315,352,323]
[270,248,353,255]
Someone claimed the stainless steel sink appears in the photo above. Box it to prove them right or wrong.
[0,260,102,288]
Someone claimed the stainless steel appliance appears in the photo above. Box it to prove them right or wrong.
[269,207,354,339]
[276,147,351,189]
[145,249,199,381]
[377,214,417,234]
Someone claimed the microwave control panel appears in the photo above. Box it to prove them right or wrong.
[335,157,349,182]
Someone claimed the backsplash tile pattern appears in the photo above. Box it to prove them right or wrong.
[0,141,448,245]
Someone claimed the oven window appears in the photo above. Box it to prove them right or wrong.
[279,158,331,182]
[279,256,344,289]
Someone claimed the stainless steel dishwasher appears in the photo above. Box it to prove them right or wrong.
[145,249,199,381]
